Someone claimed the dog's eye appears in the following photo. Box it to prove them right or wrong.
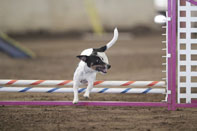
[96,60,99,63]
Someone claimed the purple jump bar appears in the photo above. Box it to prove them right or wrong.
[0,101,168,107]
[176,103,197,108]
[192,100,197,103]
[1,101,197,108]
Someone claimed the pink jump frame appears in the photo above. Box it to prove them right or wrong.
[1,101,197,109]
[0,101,168,107]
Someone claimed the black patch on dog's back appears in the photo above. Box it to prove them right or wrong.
[93,46,107,52]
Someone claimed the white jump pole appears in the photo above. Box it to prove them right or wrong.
[0,80,165,87]
[0,87,166,94]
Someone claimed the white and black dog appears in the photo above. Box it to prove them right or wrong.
[73,28,118,104]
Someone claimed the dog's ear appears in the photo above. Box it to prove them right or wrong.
[76,55,88,62]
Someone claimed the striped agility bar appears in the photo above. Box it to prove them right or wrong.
[0,87,166,94]
[0,79,165,87]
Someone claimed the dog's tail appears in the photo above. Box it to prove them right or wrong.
[106,28,118,50]
[93,28,118,52]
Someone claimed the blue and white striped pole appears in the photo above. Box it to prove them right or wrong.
[0,87,166,94]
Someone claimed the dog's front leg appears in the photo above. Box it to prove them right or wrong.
[83,81,94,99]
[73,82,79,104]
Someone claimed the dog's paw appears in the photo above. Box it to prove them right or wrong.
[83,94,89,99]
[84,96,89,100]
[72,99,78,104]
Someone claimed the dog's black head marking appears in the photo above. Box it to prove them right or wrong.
[77,55,105,67]
[77,54,111,73]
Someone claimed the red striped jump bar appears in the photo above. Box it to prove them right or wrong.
[0,80,165,87]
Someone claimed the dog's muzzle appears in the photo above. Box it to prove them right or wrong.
[107,64,111,69]
[96,64,111,74]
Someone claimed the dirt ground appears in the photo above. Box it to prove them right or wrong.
[0,32,197,131]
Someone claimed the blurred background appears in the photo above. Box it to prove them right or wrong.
[0,0,167,34]
[0,0,167,81]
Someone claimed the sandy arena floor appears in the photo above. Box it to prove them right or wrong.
[0,32,197,131]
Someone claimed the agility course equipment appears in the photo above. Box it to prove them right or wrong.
[0,32,36,58]
[0,87,165,94]
[0,101,169,107]
[0,79,164,87]
[177,0,197,104]
[0,0,197,110]
[0,79,166,94]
